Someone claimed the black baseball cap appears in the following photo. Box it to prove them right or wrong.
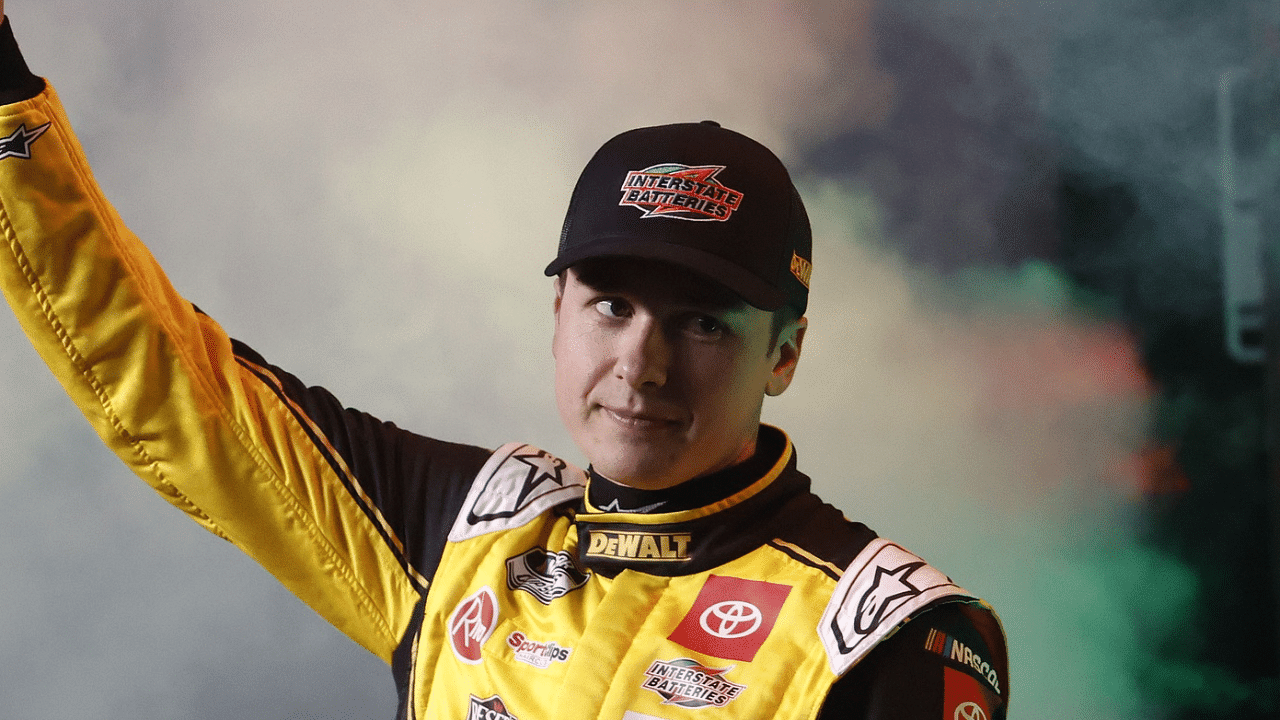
[545,121,811,314]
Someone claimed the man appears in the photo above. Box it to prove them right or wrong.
[0,4,1007,718]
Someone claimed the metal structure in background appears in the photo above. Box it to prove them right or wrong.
[1218,19,1280,684]
[1219,67,1269,365]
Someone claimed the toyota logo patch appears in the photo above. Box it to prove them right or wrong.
[699,601,764,639]
[942,667,998,720]
[955,702,987,720]
[668,575,791,662]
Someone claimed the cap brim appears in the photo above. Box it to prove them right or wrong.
[544,234,785,311]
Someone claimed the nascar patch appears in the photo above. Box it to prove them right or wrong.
[449,443,587,541]
[818,538,973,675]
[925,627,1001,694]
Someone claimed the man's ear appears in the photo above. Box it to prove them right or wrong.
[551,273,566,358]
[765,316,807,397]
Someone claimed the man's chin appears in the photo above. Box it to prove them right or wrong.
[588,455,688,492]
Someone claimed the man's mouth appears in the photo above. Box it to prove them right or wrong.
[600,406,680,430]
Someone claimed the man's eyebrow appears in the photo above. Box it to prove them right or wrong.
[572,262,747,312]
[587,279,744,313]
[671,286,747,312]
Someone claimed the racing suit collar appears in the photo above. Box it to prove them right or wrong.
[584,425,786,515]
[576,425,811,576]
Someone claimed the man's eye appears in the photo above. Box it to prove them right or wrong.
[594,299,629,318]
[687,315,724,337]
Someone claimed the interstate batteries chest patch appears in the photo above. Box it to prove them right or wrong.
[641,658,745,708]
[619,164,743,221]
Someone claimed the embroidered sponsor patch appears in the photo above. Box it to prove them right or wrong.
[619,164,743,221]
[641,658,745,708]
[0,122,51,161]
[506,631,572,669]
[790,251,812,288]
[944,667,993,720]
[506,546,591,604]
[585,530,691,562]
[819,538,972,675]
[467,694,519,720]
[449,444,587,541]
[448,586,498,664]
[925,628,1001,695]
[668,574,791,662]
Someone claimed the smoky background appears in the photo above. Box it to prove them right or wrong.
[0,1,1274,718]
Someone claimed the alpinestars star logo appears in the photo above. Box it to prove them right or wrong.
[0,122,51,161]
[511,449,569,507]
[467,447,570,525]
[619,164,743,221]
[505,546,590,604]
[854,561,925,634]
[641,658,746,708]
[820,539,965,675]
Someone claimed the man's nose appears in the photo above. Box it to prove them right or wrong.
[615,318,669,388]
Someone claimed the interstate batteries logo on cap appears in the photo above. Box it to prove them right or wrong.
[619,164,743,221]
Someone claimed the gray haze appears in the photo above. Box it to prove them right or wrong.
[0,1,1244,718]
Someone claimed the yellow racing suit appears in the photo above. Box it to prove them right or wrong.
[0,18,1007,720]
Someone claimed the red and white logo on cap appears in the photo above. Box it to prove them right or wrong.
[619,164,744,221]
[668,575,791,662]
[448,586,499,664]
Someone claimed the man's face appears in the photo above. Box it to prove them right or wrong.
[552,258,804,490]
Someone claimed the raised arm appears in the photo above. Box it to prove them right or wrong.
[0,7,484,662]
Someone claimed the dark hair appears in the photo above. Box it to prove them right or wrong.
[768,305,800,353]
